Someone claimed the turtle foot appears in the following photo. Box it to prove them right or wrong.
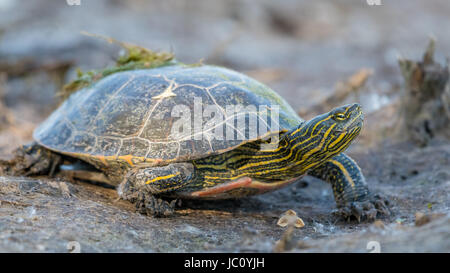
[5,142,62,176]
[337,194,391,222]
[134,192,176,217]
[118,176,177,217]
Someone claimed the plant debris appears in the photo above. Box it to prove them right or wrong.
[299,68,373,118]
[398,38,450,146]
[414,212,445,227]
[0,73,14,131]
[58,32,177,101]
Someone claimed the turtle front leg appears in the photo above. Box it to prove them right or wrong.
[118,163,194,217]
[4,142,63,176]
[309,153,390,222]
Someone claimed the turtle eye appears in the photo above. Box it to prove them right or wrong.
[333,113,346,121]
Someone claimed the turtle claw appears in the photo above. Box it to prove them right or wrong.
[6,142,62,176]
[135,192,176,217]
[373,194,391,216]
[119,174,178,217]
[337,194,391,222]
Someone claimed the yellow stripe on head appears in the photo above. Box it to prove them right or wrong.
[145,172,180,184]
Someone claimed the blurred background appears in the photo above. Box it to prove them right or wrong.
[0,0,449,252]
[1,0,450,110]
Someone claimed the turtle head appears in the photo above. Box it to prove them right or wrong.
[314,103,364,143]
[285,103,363,169]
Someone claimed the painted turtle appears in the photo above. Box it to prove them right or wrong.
[11,64,389,219]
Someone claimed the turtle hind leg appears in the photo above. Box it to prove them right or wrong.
[309,153,390,222]
[4,142,63,176]
[118,163,194,217]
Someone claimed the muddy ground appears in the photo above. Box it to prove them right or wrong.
[0,0,449,252]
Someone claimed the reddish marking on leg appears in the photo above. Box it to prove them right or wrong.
[191,177,252,197]
[247,176,303,191]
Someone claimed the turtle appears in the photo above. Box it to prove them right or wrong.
[9,64,389,220]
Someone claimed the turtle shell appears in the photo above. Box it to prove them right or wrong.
[34,65,302,164]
